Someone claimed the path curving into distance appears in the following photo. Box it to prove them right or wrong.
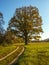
[9,46,24,65]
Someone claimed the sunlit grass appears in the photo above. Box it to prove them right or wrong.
[17,42,49,65]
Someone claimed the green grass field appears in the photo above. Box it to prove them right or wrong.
[0,42,49,65]
[16,42,49,65]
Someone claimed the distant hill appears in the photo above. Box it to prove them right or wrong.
[31,38,49,42]
[43,38,49,42]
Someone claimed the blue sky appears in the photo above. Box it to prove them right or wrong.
[0,0,49,40]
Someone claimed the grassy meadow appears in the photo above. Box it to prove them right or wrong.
[16,42,49,65]
[0,42,49,65]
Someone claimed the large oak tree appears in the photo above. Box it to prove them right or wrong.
[8,6,43,44]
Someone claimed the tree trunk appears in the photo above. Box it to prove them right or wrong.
[25,37,28,45]
[25,33,28,45]
[24,28,28,45]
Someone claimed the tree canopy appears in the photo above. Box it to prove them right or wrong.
[8,6,43,44]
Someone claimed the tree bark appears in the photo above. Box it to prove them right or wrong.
[24,32,28,45]
[25,37,28,45]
